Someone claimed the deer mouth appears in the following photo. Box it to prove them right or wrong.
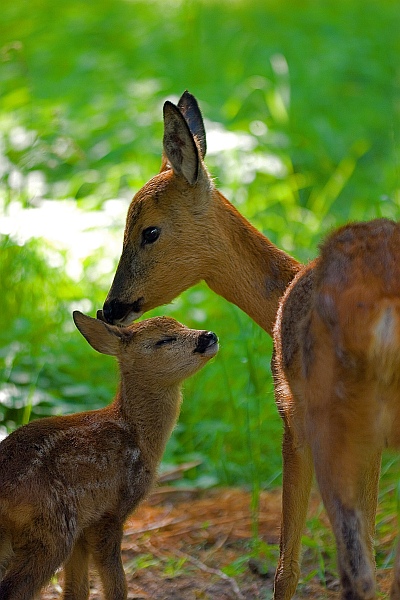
[194,331,219,356]
[101,298,144,326]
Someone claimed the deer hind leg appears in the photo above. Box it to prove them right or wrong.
[273,424,314,600]
[310,411,379,600]
[86,519,127,600]
[390,535,400,599]
[62,534,90,600]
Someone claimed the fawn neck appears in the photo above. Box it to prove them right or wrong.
[114,377,181,471]
[205,191,301,335]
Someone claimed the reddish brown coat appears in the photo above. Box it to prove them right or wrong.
[0,313,218,600]
[273,219,400,599]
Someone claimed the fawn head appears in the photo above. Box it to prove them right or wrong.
[102,91,216,326]
[73,311,219,384]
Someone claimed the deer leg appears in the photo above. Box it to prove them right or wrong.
[62,534,90,600]
[86,519,127,600]
[310,412,378,600]
[358,452,381,569]
[390,532,400,599]
[273,424,314,600]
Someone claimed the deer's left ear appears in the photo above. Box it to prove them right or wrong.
[162,100,200,185]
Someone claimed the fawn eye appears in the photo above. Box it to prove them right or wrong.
[155,336,177,347]
[142,226,160,245]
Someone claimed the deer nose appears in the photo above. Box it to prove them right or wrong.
[103,298,132,325]
[103,297,144,325]
[194,331,218,353]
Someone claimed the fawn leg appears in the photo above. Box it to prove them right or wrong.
[0,529,12,582]
[311,410,378,600]
[62,534,90,600]
[0,537,71,600]
[86,519,127,600]
[273,424,314,600]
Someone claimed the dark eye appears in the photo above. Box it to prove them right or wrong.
[142,226,160,245]
[155,337,177,347]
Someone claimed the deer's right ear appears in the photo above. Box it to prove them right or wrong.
[163,101,200,185]
[73,311,129,356]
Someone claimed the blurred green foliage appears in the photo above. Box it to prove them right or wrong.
[0,0,399,496]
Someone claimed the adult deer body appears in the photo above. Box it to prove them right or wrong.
[0,313,218,599]
[99,92,399,597]
[273,218,400,599]
[102,91,301,335]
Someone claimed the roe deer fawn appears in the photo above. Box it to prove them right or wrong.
[273,218,400,599]
[101,91,301,335]
[0,312,218,600]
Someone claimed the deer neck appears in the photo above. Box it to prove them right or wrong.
[205,191,301,336]
[114,381,182,472]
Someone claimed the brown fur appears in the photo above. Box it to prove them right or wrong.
[0,313,218,600]
[102,91,301,335]
[273,218,400,600]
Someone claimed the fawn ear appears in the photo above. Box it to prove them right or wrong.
[73,311,129,356]
[163,100,200,185]
[177,91,207,159]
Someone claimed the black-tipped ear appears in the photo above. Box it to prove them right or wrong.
[177,91,206,159]
[163,101,200,185]
[73,310,131,356]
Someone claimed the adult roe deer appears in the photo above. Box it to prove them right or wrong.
[273,218,400,599]
[0,312,218,600]
[101,91,301,335]
[98,91,399,597]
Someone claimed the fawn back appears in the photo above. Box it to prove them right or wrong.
[273,218,400,600]
[102,91,300,335]
[0,313,218,600]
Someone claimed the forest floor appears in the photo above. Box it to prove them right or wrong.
[40,483,395,600]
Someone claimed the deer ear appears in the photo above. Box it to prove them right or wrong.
[163,100,200,185]
[177,91,206,159]
[73,311,131,356]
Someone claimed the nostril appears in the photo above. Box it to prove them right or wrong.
[102,298,144,324]
[205,331,218,345]
[102,299,128,324]
[102,301,115,324]
[194,331,218,353]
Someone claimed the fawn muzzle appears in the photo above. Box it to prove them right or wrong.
[194,331,218,354]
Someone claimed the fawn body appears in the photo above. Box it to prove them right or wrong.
[101,91,301,335]
[0,313,218,599]
[273,218,400,599]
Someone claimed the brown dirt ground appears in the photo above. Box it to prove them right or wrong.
[40,484,395,600]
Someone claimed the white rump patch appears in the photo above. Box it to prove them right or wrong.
[374,306,396,349]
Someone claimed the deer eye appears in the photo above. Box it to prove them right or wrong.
[155,336,177,347]
[142,226,160,245]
